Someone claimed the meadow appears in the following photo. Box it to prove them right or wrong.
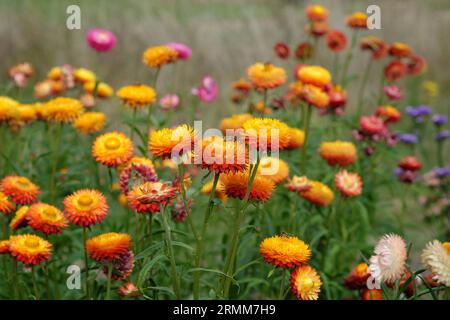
[0,0,449,300]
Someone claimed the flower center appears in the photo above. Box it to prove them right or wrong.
[105,137,121,150]
[25,238,40,249]
[299,277,314,292]
[17,177,30,187]
[42,208,57,220]
[78,194,94,207]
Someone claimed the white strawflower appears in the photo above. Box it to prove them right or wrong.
[369,233,407,283]
[421,240,450,286]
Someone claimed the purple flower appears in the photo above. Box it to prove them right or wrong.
[435,130,450,141]
[432,114,448,126]
[416,105,432,116]
[166,42,192,60]
[394,167,403,177]
[433,167,450,178]
[398,133,418,144]
[86,28,117,52]
[405,105,432,119]
[192,76,218,103]
[405,106,421,118]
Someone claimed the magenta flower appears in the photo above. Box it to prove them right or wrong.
[159,94,180,111]
[166,42,192,60]
[86,28,117,52]
[192,76,218,103]
[384,85,403,101]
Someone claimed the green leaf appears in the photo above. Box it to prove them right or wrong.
[137,254,167,288]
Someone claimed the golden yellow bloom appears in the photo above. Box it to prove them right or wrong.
[92,131,134,167]
[299,84,329,109]
[143,45,178,68]
[201,179,227,201]
[10,206,29,230]
[44,97,84,123]
[74,112,107,135]
[116,84,157,108]
[286,128,305,150]
[297,65,331,89]
[242,118,290,151]
[0,176,40,205]
[63,189,109,227]
[257,157,289,184]
[74,68,96,84]
[149,124,195,159]
[47,67,62,80]
[84,81,113,98]
[305,4,328,22]
[9,234,52,265]
[0,191,15,215]
[247,63,287,90]
[0,96,19,122]
[290,265,322,300]
[27,203,68,235]
[299,180,334,206]
[346,12,368,28]
[319,141,357,166]
[219,113,253,133]
[86,232,131,262]
[221,171,275,202]
[0,240,9,254]
[260,235,311,268]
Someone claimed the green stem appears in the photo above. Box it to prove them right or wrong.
[82,228,90,300]
[160,204,181,299]
[193,171,220,299]
[49,123,63,202]
[356,57,373,117]
[106,261,113,300]
[13,258,19,299]
[340,29,359,85]
[31,267,39,300]
[278,269,287,300]
[300,104,313,173]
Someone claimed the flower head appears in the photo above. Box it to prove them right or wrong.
[299,84,329,109]
[0,96,19,122]
[260,235,311,268]
[319,141,357,167]
[344,263,370,290]
[166,42,192,60]
[346,12,367,28]
[221,171,275,202]
[432,114,448,126]
[118,281,140,298]
[242,118,290,151]
[10,206,29,230]
[63,189,109,227]
[384,60,407,82]
[74,112,106,135]
[133,181,178,206]
[299,180,334,206]
[103,250,135,280]
[305,4,328,22]
[398,133,418,145]
[257,157,289,184]
[361,289,383,300]
[26,203,67,235]
[335,170,363,197]
[398,156,422,171]
[421,240,450,286]
[192,76,218,103]
[383,85,403,101]
[284,175,311,193]
[9,234,52,265]
[1,176,40,205]
[297,65,331,89]
[118,157,157,195]
[0,240,9,255]
[149,124,196,160]
[159,94,180,111]
[274,42,290,59]
[201,179,227,201]
[375,105,401,124]
[86,232,132,262]
[286,128,305,150]
[295,42,314,60]
[435,130,450,141]
[290,265,322,300]
[369,233,407,283]
[44,97,84,123]
[360,36,388,60]
[116,84,157,108]
[388,42,411,58]
[326,30,347,53]
[407,54,427,76]
[92,131,134,167]
[86,28,117,52]
[74,68,96,84]
[247,63,286,90]
[143,45,178,68]
[0,191,16,215]
[359,115,385,135]
[219,113,253,133]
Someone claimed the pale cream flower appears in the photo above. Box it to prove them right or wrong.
[369,234,407,283]
[421,240,450,286]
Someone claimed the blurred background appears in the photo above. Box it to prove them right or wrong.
[0,0,449,125]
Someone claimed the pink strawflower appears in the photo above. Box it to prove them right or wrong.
[369,234,407,283]
[86,28,117,52]
[384,85,403,101]
[192,76,218,103]
[159,94,180,111]
[166,42,192,60]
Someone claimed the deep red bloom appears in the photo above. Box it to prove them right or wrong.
[274,42,290,59]
[384,60,407,82]
[359,115,385,135]
[398,156,422,171]
[326,30,347,53]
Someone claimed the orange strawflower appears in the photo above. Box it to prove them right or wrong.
[44,97,84,123]
[326,30,347,53]
[221,171,275,202]
[335,170,363,198]
[299,180,334,206]
[260,235,311,268]
[149,124,196,160]
[388,42,412,58]
[84,81,113,98]
[286,128,305,150]
[360,36,388,60]
[242,118,290,151]
[201,179,227,201]
[407,54,427,76]
[284,175,311,193]
[0,191,16,215]
[0,96,19,122]
[142,45,178,68]
[375,105,401,124]
[257,157,289,184]
[305,4,328,22]
[247,63,287,90]
[127,182,177,214]
[127,184,160,214]
[344,262,370,290]
[232,78,252,94]
[74,68,96,84]
[299,84,329,109]
[319,141,357,166]
[346,12,368,28]
[10,206,30,230]
[219,113,253,133]
[116,84,157,108]
[74,112,107,135]
[9,234,52,265]
[198,136,248,174]
[27,203,68,235]
[384,60,407,82]
[297,65,332,89]
[305,21,329,37]
[86,232,132,262]
[63,189,109,227]
[398,156,422,171]
[290,265,322,300]
[92,131,134,167]
[1,176,40,205]
[361,289,383,300]
[0,240,9,254]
